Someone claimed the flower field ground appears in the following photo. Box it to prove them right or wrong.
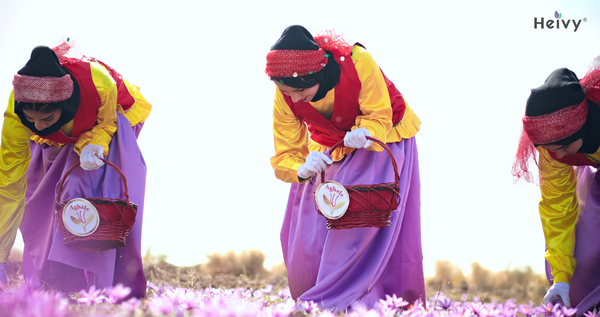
[0,249,590,317]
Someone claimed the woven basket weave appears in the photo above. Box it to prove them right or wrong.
[55,159,137,252]
[316,137,400,230]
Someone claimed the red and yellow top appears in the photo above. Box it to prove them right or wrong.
[0,58,151,263]
[270,44,420,183]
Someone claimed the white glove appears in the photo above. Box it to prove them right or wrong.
[80,144,105,170]
[297,151,333,180]
[344,127,373,149]
[544,282,570,307]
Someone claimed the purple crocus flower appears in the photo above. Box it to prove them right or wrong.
[17,290,69,317]
[78,285,106,306]
[497,305,516,317]
[585,308,600,317]
[453,304,469,317]
[402,300,426,317]
[349,303,381,317]
[468,301,484,315]
[504,299,517,309]
[437,298,453,310]
[260,300,295,317]
[378,306,397,317]
[179,290,200,310]
[551,303,565,317]
[561,306,578,317]
[278,288,291,300]
[261,285,274,294]
[157,284,164,296]
[105,283,132,304]
[120,297,141,313]
[149,295,174,315]
[382,294,409,310]
[480,305,500,317]
[147,281,158,291]
[518,304,534,317]
[303,300,320,314]
[166,287,188,306]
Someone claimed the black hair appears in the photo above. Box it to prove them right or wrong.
[19,102,61,113]
[271,74,319,89]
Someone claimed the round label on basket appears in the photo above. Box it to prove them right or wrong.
[62,198,100,237]
[315,181,350,220]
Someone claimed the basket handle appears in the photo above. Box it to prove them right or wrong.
[55,159,130,204]
[320,136,400,187]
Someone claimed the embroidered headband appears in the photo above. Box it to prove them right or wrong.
[522,101,588,145]
[265,48,328,78]
[12,73,73,103]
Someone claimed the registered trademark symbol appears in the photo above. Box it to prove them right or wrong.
[584,17,588,22]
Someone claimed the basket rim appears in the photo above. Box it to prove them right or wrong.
[55,159,131,205]
[320,136,400,187]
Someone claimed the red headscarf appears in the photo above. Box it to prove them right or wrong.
[513,64,600,183]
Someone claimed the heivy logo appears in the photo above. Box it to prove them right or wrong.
[534,11,587,32]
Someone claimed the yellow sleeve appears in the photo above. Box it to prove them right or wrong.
[387,101,421,142]
[352,46,393,152]
[73,61,118,157]
[121,78,152,127]
[270,88,310,183]
[538,147,578,283]
[0,92,33,263]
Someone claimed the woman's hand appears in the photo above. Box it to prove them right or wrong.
[297,151,333,180]
[344,128,373,149]
[544,282,570,306]
[80,144,105,170]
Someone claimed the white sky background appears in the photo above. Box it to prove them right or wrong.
[1,0,599,278]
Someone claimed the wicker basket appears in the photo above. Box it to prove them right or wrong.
[315,137,400,230]
[55,159,137,252]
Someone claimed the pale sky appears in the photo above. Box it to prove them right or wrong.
[1,0,599,278]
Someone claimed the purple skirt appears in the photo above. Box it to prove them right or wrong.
[281,137,425,310]
[19,114,147,297]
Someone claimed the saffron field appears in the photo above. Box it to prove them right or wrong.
[0,249,592,317]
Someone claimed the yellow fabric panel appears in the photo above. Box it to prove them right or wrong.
[72,61,118,157]
[387,103,421,141]
[538,147,578,283]
[29,120,73,147]
[310,87,335,120]
[30,134,65,148]
[270,89,310,183]
[121,79,152,126]
[59,118,74,136]
[0,92,32,262]
[270,44,421,183]
[351,45,392,152]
